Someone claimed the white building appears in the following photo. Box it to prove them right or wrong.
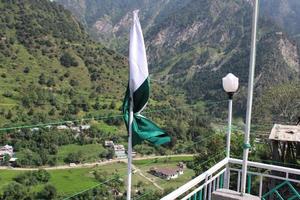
[57,125,69,130]
[80,125,91,130]
[0,145,14,160]
[104,140,114,147]
[149,167,184,180]
[113,144,127,159]
[70,126,80,132]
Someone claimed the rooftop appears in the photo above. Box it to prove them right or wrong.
[150,167,182,176]
[269,124,300,142]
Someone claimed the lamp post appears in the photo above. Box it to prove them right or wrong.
[222,73,239,188]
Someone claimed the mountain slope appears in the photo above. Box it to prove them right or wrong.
[260,0,300,42]
[0,0,128,126]
[56,0,300,110]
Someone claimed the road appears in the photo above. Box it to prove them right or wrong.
[0,154,194,171]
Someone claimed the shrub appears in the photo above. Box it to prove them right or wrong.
[23,67,30,73]
[60,52,78,67]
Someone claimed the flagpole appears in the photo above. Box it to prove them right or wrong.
[240,0,259,196]
[127,96,134,200]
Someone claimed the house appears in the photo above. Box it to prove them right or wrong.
[149,167,184,180]
[113,144,127,159]
[131,151,137,157]
[269,124,300,164]
[126,150,137,157]
[70,126,80,132]
[104,140,114,147]
[69,163,76,167]
[9,157,18,167]
[80,125,91,130]
[0,145,13,156]
[0,145,14,161]
[269,124,300,142]
[57,125,69,130]
[177,162,186,169]
[30,127,40,132]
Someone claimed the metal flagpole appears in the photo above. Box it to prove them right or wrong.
[127,96,134,200]
[240,0,259,195]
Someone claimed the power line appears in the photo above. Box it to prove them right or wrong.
[134,151,226,200]
[61,177,117,200]
[60,138,227,199]
[0,100,227,132]
[62,150,226,200]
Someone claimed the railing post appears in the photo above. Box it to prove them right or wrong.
[247,174,252,194]
[199,189,203,200]
[213,179,216,191]
[237,171,241,192]
[220,172,224,188]
[208,175,212,200]
[224,167,230,189]
[259,175,263,197]
[203,175,208,200]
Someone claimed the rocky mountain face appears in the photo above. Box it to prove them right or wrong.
[56,0,300,112]
[260,0,300,42]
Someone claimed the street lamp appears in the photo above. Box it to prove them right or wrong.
[222,73,239,189]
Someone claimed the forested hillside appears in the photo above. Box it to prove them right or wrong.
[57,0,300,119]
[0,1,298,199]
[0,0,128,127]
[0,0,223,168]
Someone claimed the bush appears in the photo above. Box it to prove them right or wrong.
[60,52,78,67]
[64,151,83,164]
[23,67,30,73]
[13,169,50,186]
[36,184,57,200]
[2,182,28,200]
[35,169,50,183]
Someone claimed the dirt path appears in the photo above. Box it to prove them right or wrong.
[123,159,164,191]
[0,154,195,171]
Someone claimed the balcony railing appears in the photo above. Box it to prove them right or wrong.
[161,157,300,200]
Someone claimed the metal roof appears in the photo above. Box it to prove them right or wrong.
[269,124,300,142]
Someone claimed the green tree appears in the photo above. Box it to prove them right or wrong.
[38,73,46,85]
[253,82,300,123]
[60,52,78,67]
[2,182,29,200]
[35,169,50,183]
[64,151,83,163]
[36,184,57,200]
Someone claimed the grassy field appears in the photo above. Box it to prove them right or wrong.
[0,162,158,198]
[0,156,194,198]
[134,158,195,190]
[56,143,106,164]
[133,155,194,165]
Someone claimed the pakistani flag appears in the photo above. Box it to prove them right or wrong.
[123,10,171,146]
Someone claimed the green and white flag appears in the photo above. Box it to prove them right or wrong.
[123,10,170,146]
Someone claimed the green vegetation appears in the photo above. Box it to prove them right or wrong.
[253,82,300,123]
[134,159,195,190]
[0,0,128,127]
[0,0,299,199]
[56,144,105,164]
[0,161,172,199]
[133,156,193,165]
